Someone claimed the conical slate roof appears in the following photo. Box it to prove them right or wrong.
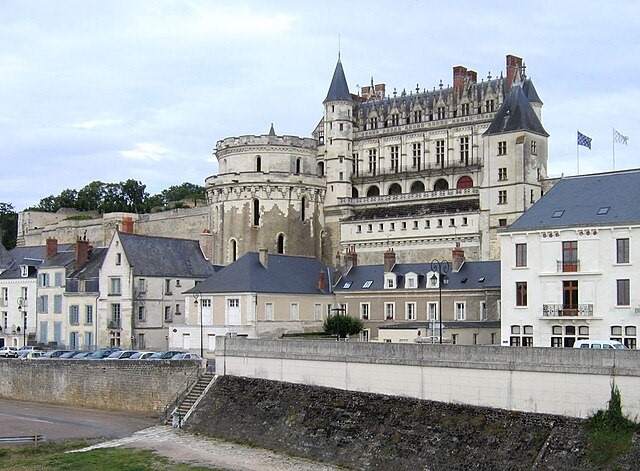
[323,58,352,104]
[522,79,543,104]
[484,83,548,136]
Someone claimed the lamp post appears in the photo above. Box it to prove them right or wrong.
[430,259,449,344]
[193,289,203,357]
[332,306,346,341]
[17,297,26,347]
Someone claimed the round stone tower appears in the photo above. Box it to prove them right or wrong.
[205,126,325,265]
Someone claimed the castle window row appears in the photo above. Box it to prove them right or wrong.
[510,324,638,349]
[355,217,469,234]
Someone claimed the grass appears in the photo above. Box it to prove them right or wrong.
[0,441,219,471]
[587,384,638,468]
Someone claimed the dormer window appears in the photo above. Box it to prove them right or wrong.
[405,273,418,289]
[20,265,28,278]
[384,273,397,290]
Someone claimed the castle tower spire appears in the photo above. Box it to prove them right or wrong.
[324,57,352,104]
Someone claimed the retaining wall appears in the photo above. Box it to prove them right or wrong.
[215,338,640,419]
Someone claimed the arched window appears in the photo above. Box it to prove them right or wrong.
[456,176,473,189]
[410,181,425,193]
[388,183,402,195]
[434,179,449,191]
[352,188,359,198]
[295,158,301,175]
[256,156,262,172]
[277,234,285,254]
[301,197,306,221]
[229,239,237,263]
[253,199,260,226]
[366,186,380,197]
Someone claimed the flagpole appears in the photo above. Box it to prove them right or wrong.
[613,128,615,170]
[576,129,580,174]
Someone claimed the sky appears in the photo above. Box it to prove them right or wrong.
[1,0,639,211]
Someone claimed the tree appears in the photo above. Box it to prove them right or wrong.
[160,182,206,205]
[120,179,149,213]
[76,181,105,211]
[0,202,18,250]
[55,188,78,210]
[323,313,364,339]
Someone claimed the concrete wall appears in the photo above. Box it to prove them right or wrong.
[215,338,640,419]
[0,359,202,415]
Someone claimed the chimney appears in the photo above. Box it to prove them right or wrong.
[317,270,326,291]
[121,216,134,234]
[383,248,396,273]
[346,246,357,271]
[258,248,268,268]
[198,229,214,262]
[505,54,523,92]
[453,65,467,98]
[45,238,58,259]
[466,70,477,83]
[452,243,465,272]
[74,238,90,269]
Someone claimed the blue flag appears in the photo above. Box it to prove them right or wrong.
[577,131,592,149]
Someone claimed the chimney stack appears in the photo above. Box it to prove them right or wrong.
[45,238,58,259]
[452,243,465,272]
[75,238,90,269]
[258,248,268,268]
[453,65,467,98]
[346,246,357,271]
[198,229,214,262]
[383,248,396,273]
[505,54,523,92]
[121,216,134,234]
[317,270,326,291]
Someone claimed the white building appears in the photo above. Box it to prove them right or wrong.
[500,169,640,348]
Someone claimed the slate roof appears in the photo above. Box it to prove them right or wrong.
[484,83,548,136]
[334,260,500,292]
[0,244,12,271]
[346,199,480,221]
[0,244,73,280]
[187,252,330,295]
[324,58,353,104]
[522,78,542,104]
[67,247,107,280]
[118,232,216,278]
[506,168,640,231]
[40,247,76,269]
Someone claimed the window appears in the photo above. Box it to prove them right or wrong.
[428,302,438,320]
[379,223,384,232]
[516,282,528,306]
[551,324,589,348]
[459,137,469,164]
[256,156,262,172]
[369,116,378,129]
[110,304,121,328]
[356,225,362,233]
[385,274,396,289]
[360,303,370,320]
[85,331,94,349]
[461,103,470,116]
[109,277,121,295]
[314,304,322,321]
[201,299,211,308]
[498,141,507,155]
[384,303,395,320]
[480,301,487,320]
[486,100,495,112]
[451,334,458,345]
[515,243,527,267]
[563,280,579,316]
[362,280,373,289]
[552,209,565,218]
[390,145,399,171]
[437,107,445,120]
[39,273,50,287]
[531,140,537,155]
[406,302,416,320]
[20,265,28,277]
[498,167,507,181]
[69,305,79,325]
[137,279,146,293]
[164,279,172,295]
[164,306,172,322]
[412,143,421,168]
[85,305,93,325]
[455,302,466,320]
[390,222,395,231]
[617,279,630,306]
[510,325,534,346]
[137,333,145,349]
[414,110,422,122]
[1,288,7,306]
[37,295,48,314]
[413,221,419,229]
[290,303,299,321]
[499,218,507,227]
[436,140,445,165]
[69,331,78,349]
[562,241,578,272]
[116,253,122,265]
[498,190,507,204]
[265,302,274,321]
[368,149,377,174]
[54,272,63,287]
[137,305,146,322]
[405,275,417,289]
[390,114,399,126]
[617,238,630,264]
[54,294,62,314]
[253,198,260,226]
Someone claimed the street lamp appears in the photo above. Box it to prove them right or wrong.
[17,297,26,347]
[332,306,346,341]
[193,289,203,357]
[430,259,449,344]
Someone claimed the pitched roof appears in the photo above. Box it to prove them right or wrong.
[188,252,330,295]
[118,232,215,278]
[0,244,12,271]
[522,78,543,104]
[67,247,107,280]
[506,168,640,231]
[0,244,72,280]
[334,260,500,292]
[484,83,548,136]
[323,58,353,104]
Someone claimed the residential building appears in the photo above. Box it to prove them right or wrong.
[500,169,640,348]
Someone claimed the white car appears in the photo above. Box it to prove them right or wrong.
[0,346,18,358]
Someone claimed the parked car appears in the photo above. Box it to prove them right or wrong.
[0,346,19,358]
[40,350,72,359]
[59,351,83,359]
[148,351,183,360]
[19,351,44,360]
[106,350,138,359]
[171,353,202,360]
[129,351,155,359]
[17,346,43,354]
[72,351,93,359]
[87,348,121,360]
[573,340,626,349]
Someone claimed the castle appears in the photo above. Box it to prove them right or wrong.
[18,54,550,267]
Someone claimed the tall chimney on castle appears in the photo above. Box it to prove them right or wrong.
[452,243,465,272]
[45,238,58,259]
[346,246,357,272]
[383,248,396,273]
[505,54,523,92]
[453,65,467,98]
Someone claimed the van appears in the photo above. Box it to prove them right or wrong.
[573,340,627,349]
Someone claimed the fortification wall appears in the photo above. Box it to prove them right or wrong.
[0,359,202,415]
[215,338,640,419]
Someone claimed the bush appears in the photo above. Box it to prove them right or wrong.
[323,314,363,339]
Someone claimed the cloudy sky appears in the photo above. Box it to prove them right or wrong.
[1,0,638,211]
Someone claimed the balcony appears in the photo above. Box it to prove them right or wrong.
[108,320,121,329]
[557,260,580,273]
[542,304,593,318]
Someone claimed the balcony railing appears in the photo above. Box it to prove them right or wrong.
[339,187,479,206]
[557,260,580,273]
[542,304,593,317]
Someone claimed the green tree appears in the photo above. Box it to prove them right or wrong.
[121,179,149,213]
[76,181,105,211]
[0,202,18,250]
[55,188,78,209]
[160,182,206,204]
[323,313,364,339]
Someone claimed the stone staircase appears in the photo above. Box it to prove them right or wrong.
[170,371,216,426]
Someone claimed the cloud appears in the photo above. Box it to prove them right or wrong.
[120,142,172,162]
[72,119,122,130]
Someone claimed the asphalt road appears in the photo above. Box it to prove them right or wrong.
[0,398,156,442]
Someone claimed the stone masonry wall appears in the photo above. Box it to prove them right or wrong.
[0,359,202,415]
